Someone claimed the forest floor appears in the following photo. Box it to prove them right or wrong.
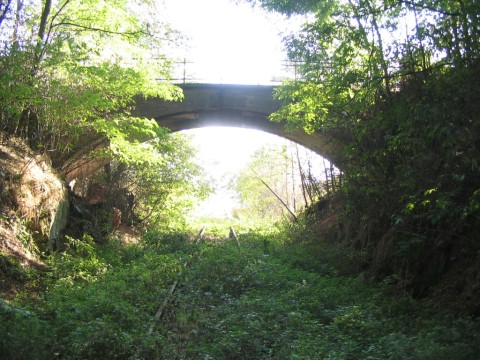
[1,224,480,359]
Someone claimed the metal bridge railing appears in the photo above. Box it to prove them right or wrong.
[159,58,305,85]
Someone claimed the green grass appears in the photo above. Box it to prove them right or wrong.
[1,227,479,359]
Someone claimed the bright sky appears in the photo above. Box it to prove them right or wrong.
[161,0,289,84]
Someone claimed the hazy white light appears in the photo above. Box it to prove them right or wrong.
[162,0,288,84]
[183,127,328,219]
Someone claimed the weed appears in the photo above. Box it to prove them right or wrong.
[1,227,479,359]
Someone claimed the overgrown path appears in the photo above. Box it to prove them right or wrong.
[1,228,479,359]
[149,231,479,359]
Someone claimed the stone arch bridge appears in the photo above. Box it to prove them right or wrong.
[132,83,342,165]
[64,83,343,182]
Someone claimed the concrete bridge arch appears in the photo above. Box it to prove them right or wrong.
[132,84,343,166]
[63,83,344,183]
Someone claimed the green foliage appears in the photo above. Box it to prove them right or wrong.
[246,0,480,290]
[0,252,35,283]
[92,117,171,165]
[71,128,212,242]
[42,247,182,359]
[114,132,213,228]
[0,232,187,359]
[15,219,40,257]
[0,0,181,160]
[141,228,193,253]
[45,234,108,287]
[2,225,480,359]
[233,144,308,221]
[343,65,480,283]
[153,226,480,359]
[241,0,321,16]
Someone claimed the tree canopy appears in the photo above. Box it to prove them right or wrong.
[244,0,480,292]
[0,0,212,234]
[0,0,181,160]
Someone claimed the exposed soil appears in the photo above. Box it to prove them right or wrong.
[0,136,64,300]
[114,224,141,244]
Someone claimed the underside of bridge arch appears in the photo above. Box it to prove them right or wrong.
[132,84,344,167]
[153,109,341,164]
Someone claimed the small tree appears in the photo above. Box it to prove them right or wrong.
[0,0,182,161]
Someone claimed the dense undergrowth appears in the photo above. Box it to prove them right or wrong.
[1,223,479,359]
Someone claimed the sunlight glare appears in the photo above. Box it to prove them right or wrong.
[184,127,327,219]
[162,0,289,84]
[185,127,287,218]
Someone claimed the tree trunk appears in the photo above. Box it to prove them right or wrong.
[0,0,12,28]
[35,0,52,64]
[12,0,23,49]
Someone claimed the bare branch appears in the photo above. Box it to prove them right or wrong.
[0,0,13,27]
[250,167,298,221]
[400,0,462,17]
[51,21,149,38]
[44,0,73,47]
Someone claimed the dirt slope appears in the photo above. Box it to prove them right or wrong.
[0,136,68,298]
